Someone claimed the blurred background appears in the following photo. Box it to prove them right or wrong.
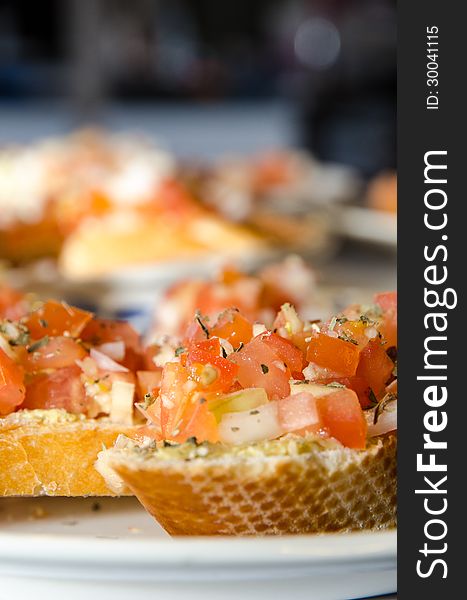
[0,0,396,330]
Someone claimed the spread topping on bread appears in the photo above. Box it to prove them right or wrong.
[0,292,149,423]
[132,292,397,450]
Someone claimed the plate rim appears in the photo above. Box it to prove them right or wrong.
[0,529,396,568]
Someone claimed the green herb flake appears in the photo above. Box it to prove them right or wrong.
[174,346,187,357]
[195,314,210,338]
[373,393,397,425]
[27,335,50,353]
[261,364,269,374]
[337,332,359,345]
[326,381,346,389]
[365,388,379,409]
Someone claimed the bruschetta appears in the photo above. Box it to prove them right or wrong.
[99,292,397,534]
[0,295,153,496]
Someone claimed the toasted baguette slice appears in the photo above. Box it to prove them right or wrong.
[59,214,264,280]
[102,433,397,536]
[0,409,137,497]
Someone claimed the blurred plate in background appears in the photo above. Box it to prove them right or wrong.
[334,207,397,249]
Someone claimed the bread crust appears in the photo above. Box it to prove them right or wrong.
[106,433,397,535]
[0,409,136,496]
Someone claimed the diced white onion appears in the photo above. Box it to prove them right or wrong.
[0,334,15,359]
[365,327,378,339]
[290,382,335,398]
[218,337,234,357]
[253,323,267,337]
[90,348,129,372]
[152,344,177,367]
[279,303,303,335]
[95,341,125,361]
[76,356,98,378]
[109,380,135,425]
[366,400,397,437]
[218,402,282,445]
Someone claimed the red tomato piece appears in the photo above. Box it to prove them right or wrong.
[0,349,26,415]
[0,286,28,321]
[25,300,93,339]
[188,338,222,358]
[259,332,304,374]
[210,310,253,348]
[147,361,219,442]
[23,365,88,414]
[229,337,291,400]
[315,376,371,408]
[374,291,397,348]
[171,397,219,444]
[278,392,321,434]
[151,362,190,439]
[356,340,394,399]
[81,318,143,371]
[306,333,361,377]
[136,370,162,402]
[24,336,87,372]
[142,344,163,371]
[187,338,239,393]
[316,389,367,449]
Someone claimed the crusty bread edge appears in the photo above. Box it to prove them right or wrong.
[0,409,137,496]
[104,433,397,535]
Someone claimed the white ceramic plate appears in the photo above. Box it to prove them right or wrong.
[336,207,397,248]
[0,497,396,600]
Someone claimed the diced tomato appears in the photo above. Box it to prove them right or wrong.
[23,336,87,372]
[374,291,397,313]
[142,344,161,371]
[187,338,238,393]
[210,310,253,348]
[188,337,222,358]
[315,376,371,409]
[259,332,305,375]
[0,349,26,415]
[356,340,394,399]
[136,370,162,401]
[145,361,219,442]
[278,392,321,435]
[316,389,367,449]
[375,292,397,348]
[184,315,210,343]
[288,330,311,354]
[0,286,29,321]
[24,300,93,339]
[150,362,190,439]
[23,365,88,414]
[333,319,369,348]
[229,337,291,400]
[306,333,361,377]
[81,318,143,370]
[172,397,219,444]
